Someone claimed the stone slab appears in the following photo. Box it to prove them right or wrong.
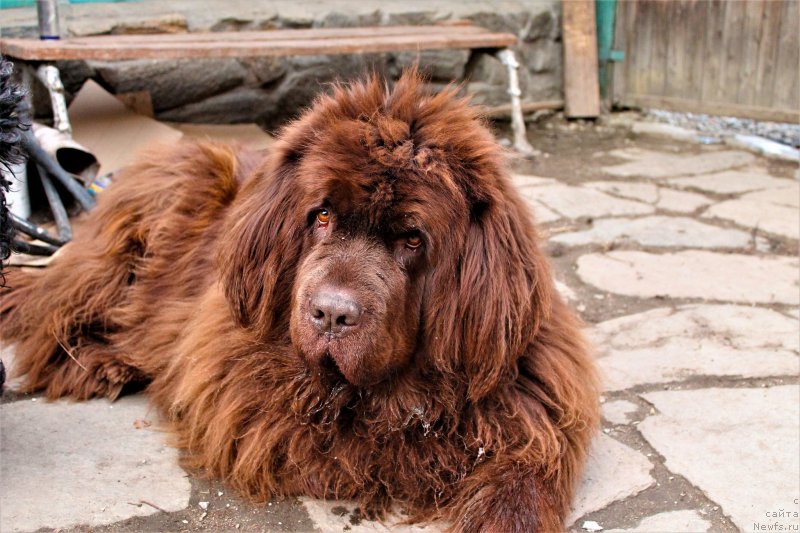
[0,395,191,532]
[585,181,712,213]
[639,386,800,531]
[576,251,800,305]
[667,170,793,194]
[590,305,800,391]
[567,434,655,525]
[526,184,654,219]
[552,216,756,249]
[702,186,800,240]
[603,149,755,179]
[605,510,711,532]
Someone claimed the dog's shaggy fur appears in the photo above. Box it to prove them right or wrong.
[0,71,599,532]
[0,57,27,282]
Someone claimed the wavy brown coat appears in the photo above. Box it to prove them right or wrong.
[0,71,599,532]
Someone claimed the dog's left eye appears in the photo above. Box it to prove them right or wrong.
[405,233,423,250]
[316,209,331,226]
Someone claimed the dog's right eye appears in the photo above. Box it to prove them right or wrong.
[316,209,331,226]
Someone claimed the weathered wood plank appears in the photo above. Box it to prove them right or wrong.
[773,0,800,112]
[753,0,784,109]
[737,0,766,106]
[59,25,493,44]
[700,0,727,104]
[720,0,747,105]
[647,1,669,95]
[617,0,797,122]
[682,0,709,101]
[664,0,690,98]
[561,0,600,118]
[0,31,517,61]
[610,0,635,105]
[625,94,799,124]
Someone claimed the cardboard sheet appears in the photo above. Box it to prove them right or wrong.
[167,122,275,151]
[68,80,183,177]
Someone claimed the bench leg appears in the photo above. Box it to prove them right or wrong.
[496,49,538,157]
[35,64,72,137]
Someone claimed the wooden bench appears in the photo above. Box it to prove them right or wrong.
[1,23,535,153]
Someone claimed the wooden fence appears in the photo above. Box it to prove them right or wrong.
[612,0,799,123]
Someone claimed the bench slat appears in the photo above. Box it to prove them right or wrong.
[45,25,494,44]
[0,27,517,61]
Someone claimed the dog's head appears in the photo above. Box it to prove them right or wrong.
[220,70,552,400]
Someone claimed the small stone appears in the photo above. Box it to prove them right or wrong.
[582,520,604,532]
[199,501,209,510]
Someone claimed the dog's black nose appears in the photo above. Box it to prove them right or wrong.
[309,289,362,334]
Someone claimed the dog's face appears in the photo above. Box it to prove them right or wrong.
[288,150,466,387]
[221,72,551,400]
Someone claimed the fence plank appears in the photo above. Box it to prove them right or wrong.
[562,0,600,117]
[773,0,800,112]
[617,0,797,122]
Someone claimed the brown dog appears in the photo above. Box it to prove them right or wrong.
[0,70,598,532]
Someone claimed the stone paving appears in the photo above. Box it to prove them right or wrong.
[1,127,798,533]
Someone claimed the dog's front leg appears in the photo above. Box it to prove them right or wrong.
[451,461,565,533]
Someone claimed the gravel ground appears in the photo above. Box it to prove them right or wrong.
[644,109,800,148]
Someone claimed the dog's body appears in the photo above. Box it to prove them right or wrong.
[0,72,598,532]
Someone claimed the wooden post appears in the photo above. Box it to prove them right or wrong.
[562,0,601,118]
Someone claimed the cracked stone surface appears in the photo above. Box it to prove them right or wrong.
[667,169,794,194]
[585,181,712,213]
[605,510,712,532]
[603,149,755,179]
[639,387,800,531]
[577,251,800,304]
[552,216,758,249]
[0,396,191,532]
[591,305,800,391]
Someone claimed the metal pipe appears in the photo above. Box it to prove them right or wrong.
[35,65,71,136]
[36,0,61,40]
[12,239,58,256]
[10,213,66,247]
[21,129,95,211]
[496,49,538,157]
[38,165,73,242]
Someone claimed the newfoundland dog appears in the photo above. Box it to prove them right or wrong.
[0,70,598,532]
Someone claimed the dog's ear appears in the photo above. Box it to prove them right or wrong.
[218,135,307,334]
[426,187,553,402]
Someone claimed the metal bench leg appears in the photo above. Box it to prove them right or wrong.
[496,49,537,157]
[35,64,72,136]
